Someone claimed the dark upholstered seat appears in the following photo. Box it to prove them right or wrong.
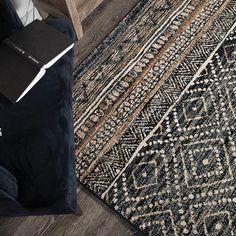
[0,0,77,217]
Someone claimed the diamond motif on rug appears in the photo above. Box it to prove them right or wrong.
[132,161,159,189]
[73,0,236,234]
[181,139,233,188]
[103,29,236,235]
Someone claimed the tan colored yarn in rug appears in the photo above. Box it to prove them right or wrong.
[73,0,236,234]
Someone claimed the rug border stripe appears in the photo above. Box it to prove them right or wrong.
[102,21,236,198]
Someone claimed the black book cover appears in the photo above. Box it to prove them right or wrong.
[0,20,74,103]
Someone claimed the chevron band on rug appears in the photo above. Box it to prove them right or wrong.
[73,0,236,235]
[83,0,236,194]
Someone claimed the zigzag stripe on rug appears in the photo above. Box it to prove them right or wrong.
[73,0,236,234]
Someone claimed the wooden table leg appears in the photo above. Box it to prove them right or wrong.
[65,0,83,39]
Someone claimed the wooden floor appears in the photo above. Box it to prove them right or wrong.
[0,0,142,235]
[0,184,142,236]
[74,0,140,65]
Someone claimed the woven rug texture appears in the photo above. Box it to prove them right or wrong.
[73,0,236,235]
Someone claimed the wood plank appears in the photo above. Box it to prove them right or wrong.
[74,0,140,65]
[65,0,84,39]
[34,0,104,21]
[0,184,142,236]
[34,0,68,18]
[76,0,104,21]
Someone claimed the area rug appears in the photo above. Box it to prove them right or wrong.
[73,0,236,235]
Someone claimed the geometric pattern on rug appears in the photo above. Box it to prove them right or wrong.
[103,28,236,235]
[75,0,236,184]
[73,0,174,120]
[73,0,236,234]
[82,0,236,194]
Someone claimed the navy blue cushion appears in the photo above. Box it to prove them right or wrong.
[0,0,23,40]
[0,165,18,199]
[0,2,77,217]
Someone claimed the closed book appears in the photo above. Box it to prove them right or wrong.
[0,19,74,103]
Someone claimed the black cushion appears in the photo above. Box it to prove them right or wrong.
[0,0,23,40]
[0,165,18,199]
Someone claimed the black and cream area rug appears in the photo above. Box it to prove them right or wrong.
[73,0,236,235]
